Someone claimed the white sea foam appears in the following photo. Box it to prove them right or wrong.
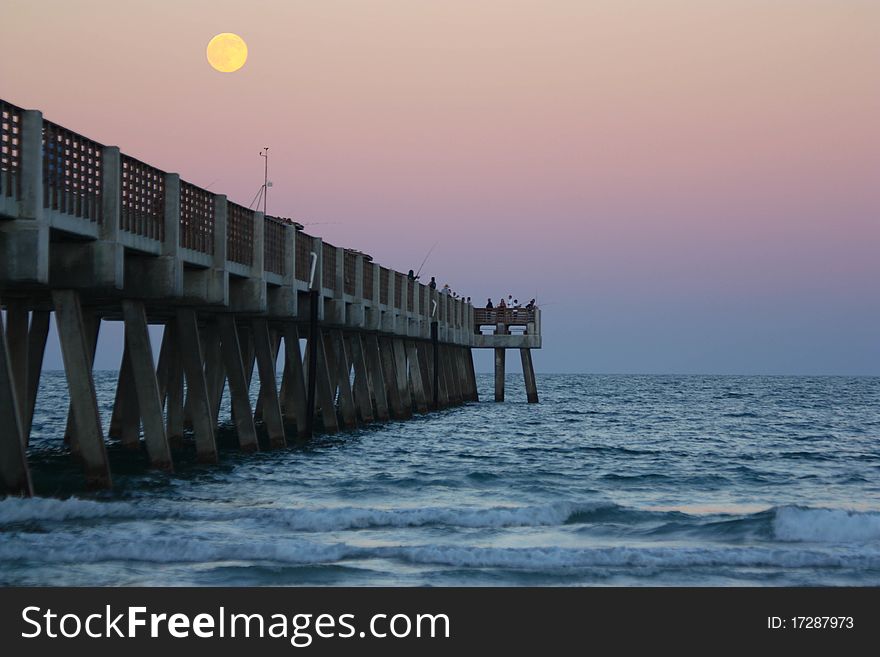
[254,501,610,531]
[0,496,611,531]
[0,496,138,524]
[382,544,880,570]
[773,506,880,544]
[0,531,352,565]
[2,531,879,571]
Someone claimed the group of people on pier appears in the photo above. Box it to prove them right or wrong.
[486,296,536,310]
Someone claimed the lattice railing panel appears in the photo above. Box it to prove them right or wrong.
[295,231,313,282]
[363,261,374,301]
[344,251,357,296]
[0,100,22,200]
[322,242,337,290]
[43,120,103,222]
[264,215,286,275]
[394,273,404,309]
[227,202,254,266]
[120,155,164,240]
[380,267,390,305]
[180,181,214,253]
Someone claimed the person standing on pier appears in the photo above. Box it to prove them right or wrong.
[429,277,437,290]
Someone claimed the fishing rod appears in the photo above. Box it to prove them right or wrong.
[415,241,438,279]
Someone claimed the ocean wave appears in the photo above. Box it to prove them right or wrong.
[773,506,880,543]
[0,497,138,524]
[383,544,880,570]
[2,532,879,571]
[0,533,351,565]
[0,497,614,531]
[260,501,615,531]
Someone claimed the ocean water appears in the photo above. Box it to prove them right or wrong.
[1,373,879,586]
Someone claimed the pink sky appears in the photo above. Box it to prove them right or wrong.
[2,0,878,372]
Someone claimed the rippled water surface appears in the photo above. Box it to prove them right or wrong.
[2,373,879,586]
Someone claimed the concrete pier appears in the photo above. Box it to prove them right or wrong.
[0,97,542,495]
[474,308,542,405]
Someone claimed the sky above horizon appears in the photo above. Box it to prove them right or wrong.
[2,0,878,374]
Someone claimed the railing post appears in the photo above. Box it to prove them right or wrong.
[388,271,396,332]
[279,222,297,315]
[1,109,49,284]
[413,281,421,337]
[354,254,364,298]
[19,110,43,222]
[100,146,120,242]
[335,245,344,297]
[252,211,265,277]
[162,173,180,258]
[213,194,227,269]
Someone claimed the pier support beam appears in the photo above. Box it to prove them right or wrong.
[390,338,413,418]
[455,347,469,402]
[446,346,463,404]
[64,310,100,453]
[52,290,111,488]
[176,308,218,463]
[328,330,357,429]
[406,341,428,414]
[416,341,433,410]
[348,333,375,424]
[252,318,286,448]
[5,300,28,423]
[217,315,259,452]
[363,334,390,422]
[115,342,141,449]
[122,300,173,470]
[377,337,404,419]
[0,307,32,496]
[436,344,450,409]
[313,330,340,433]
[465,347,479,402]
[202,321,225,427]
[24,310,50,440]
[520,348,539,403]
[494,348,505,402]
[280,324,308,437]
[163,322,185,446]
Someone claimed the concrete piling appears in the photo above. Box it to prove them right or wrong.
[217,315,259,452]
[494,348,505,402]
[0,306,32,496]
[52,290,112,488]
[121,300,173,469]
[280,323,308,436]
[252,318,287,448]
[176,308,218,463]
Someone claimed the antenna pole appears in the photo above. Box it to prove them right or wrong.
[260,147,269,215]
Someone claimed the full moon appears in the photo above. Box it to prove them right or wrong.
[206,33,248,73]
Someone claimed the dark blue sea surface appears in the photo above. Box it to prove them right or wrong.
[2,374,879,586]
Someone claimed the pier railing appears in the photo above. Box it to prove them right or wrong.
[180,181,214,254]
[120,154,165,241]
[474,307,536,326]
[43,119,103,224]
[0,100,22,200]
[0,97,496,346]
[263,215,287,276]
